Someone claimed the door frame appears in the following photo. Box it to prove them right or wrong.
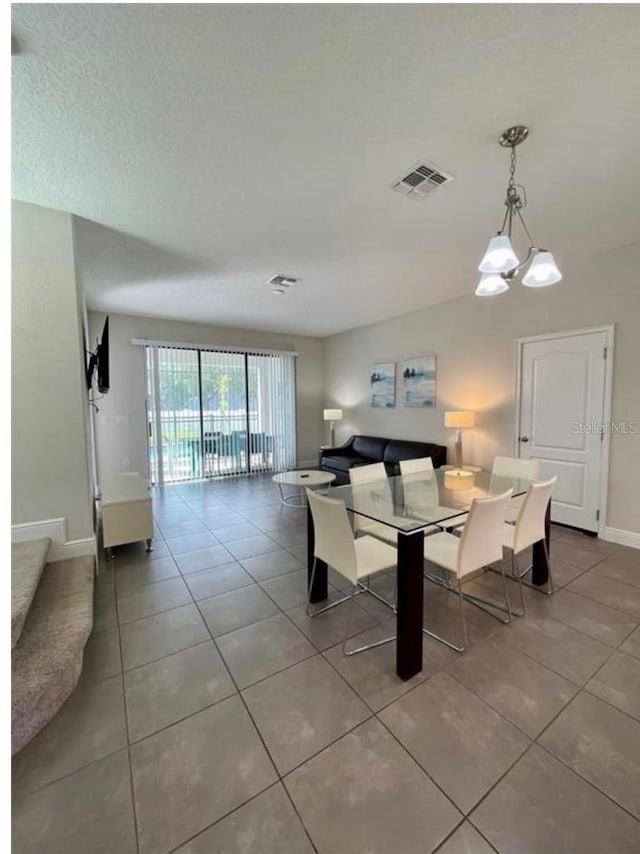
[514,324,615,537]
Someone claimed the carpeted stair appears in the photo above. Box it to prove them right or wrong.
[11,539,50,649]
[11,541,94,755]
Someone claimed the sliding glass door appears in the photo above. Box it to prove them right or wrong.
[145,345,296,484]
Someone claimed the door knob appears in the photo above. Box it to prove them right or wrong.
[519,436,530,443]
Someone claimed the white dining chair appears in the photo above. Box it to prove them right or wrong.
[348,463,399,545]
[422,489,513,652]
[447,455,541,531]
[306,488,398,656]
[399,457,434,475]
[493,456,541,522]
[348,462,400,610]
[503,476,557,611]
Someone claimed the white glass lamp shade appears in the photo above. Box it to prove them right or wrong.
[444,469,475,490]
[478,235,519,274]
[444,411,475,429]
[522,251,562,287]
[323,409,343,421]
[475,273,509,297]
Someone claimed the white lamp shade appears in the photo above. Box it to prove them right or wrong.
[475,273,509,297]
[478,235,519,274]
[522,251,562,287]
[444,411,475,428]
[444,469,475,490]
[323,408,343,421]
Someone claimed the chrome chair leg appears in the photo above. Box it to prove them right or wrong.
[499,559,512,623]
[508,541,554,596]
[343,586,396,656]
[511,553,526,616]
[457,578,468,650]
[544,540,555,595]
[421,578,467,653]
[306,566,395,656]
[306,558,351,617]
[355,581,396,612]
[424,569,511,625]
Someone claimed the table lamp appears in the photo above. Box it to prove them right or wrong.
[444,411,475,469]
[323,408,343,447]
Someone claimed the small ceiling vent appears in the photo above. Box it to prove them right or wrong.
[267,274,299,295]
[392,162,454,200]
[268,275,298,287]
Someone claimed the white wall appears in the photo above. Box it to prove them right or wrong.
[323,243,640,537]
[11,200,94,541]
[87,311,324,481]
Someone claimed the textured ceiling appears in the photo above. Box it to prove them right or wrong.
[11,4,640,337]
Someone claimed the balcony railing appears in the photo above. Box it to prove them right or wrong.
[148,411,274,483]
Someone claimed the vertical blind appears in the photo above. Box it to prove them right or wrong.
[144,345,297,485]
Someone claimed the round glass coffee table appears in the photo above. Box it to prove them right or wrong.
[272,470,336,506]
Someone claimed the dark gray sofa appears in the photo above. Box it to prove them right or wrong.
[319,435,447,485]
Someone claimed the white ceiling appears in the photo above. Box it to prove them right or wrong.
[11,4,640,337]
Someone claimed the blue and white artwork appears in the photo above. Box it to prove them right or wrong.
[370,362,396,408]
[402,355,436,407]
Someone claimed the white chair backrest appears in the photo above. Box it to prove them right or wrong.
[349,462,390,533]
[306,489,358,585]
[492,455,540,481]
[349,462,387,484]
[401,473,438,519]
[399,457,434,475]
[457,489,512,578]
[512,477,556,553]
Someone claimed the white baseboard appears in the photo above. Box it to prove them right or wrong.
[602,526,640,550]
[11,519,65,556]
[11,519,97,561]
[55,537,98,560]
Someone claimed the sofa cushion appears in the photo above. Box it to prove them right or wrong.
[352,436,388,461]
[383,440,447,469]
[321,454,367,473]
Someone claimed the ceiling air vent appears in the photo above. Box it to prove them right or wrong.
[392,162,454,200]
[267,274,299,295]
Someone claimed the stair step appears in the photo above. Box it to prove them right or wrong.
[11,539,51,649]
[12,556,94,755]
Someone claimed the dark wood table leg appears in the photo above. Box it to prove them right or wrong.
[531,502,551,586]
[396,530,424,681]
[307,501,328,603]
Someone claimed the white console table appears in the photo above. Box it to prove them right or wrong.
[100,472,153,558]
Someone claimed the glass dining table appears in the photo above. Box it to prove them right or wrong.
[306,468,551,681]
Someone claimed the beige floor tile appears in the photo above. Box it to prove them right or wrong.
[12,750,136,854]
[120,604,209,670]
[131,696,277,854]
[13,675,127,795]
[285,718,461,854]
[243,655,370,773]
[472,745,640,854]
[380,672,529,813]
[125,641,236,741]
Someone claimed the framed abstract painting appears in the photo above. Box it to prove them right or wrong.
[402,355,436,407]
[370,362,396,408]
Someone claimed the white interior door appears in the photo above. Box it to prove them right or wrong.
[518,330,608,532]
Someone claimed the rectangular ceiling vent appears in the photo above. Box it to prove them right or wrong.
[392,162,454,200]
[268,275,298,287]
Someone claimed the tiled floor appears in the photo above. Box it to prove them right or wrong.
[12,475,640,853]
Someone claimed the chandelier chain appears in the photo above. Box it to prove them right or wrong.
[508,146,517,191]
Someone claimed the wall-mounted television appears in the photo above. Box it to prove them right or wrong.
[86,316,110,394]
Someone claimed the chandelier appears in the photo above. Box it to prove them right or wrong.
[476,125,562,296]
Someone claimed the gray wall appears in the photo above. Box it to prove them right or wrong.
[87,312,324,481]
[11,200,93,541]
[323,244,640,536]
